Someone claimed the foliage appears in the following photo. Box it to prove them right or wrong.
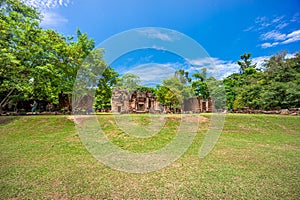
[224,51,300,110]
[115,73,141,92]
[156,70,193,111]
[192,68,210,98]
[174,69,192,84]
[0,0,110,111]
[94,66,119,109]
[237,52,257,74]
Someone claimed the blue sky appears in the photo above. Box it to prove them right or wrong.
[25,0,300,81]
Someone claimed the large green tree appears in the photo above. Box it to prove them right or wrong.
[0,0,41,108]
[0,0,108,112]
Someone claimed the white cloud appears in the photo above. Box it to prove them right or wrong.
[188,57,240,79]
[243,26,254,32]
[290,13,299,22]
[272,15,285,23]
[137,29,179,42]
[260,29,300,47]
[261,42,279,48]
[285,53,296,59]
[22,0,71,10]
[22,0,71,28]
[255,16,267,24]
[126,63,176,86]
[188,57,215,67]
[276,22,288,29]
[122,53,297,84]
[251,56,270,69]
[282,29,300,44]
[261,30,286,41]
[40,11,68,28]
[250,53,295,69]
[286,29,300,38]
[247,13,300,48]
[187,55,295,79]
[253,15,288,31]
[151,45,167,50]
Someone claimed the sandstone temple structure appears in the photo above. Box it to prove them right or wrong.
[111,88,214,114]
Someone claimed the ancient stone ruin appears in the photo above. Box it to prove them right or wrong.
[182,97,214,113]
[111,88,213,114]
[111,88,162,113]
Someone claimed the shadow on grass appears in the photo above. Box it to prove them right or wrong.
[0,116,18,125]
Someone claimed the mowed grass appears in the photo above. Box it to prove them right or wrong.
[0,114,299,199]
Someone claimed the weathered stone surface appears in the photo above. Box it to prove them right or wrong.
[111,88,214,114]
[111,88,160,113]
[183,97,214,113]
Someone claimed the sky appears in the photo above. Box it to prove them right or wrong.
[24,0,300,83]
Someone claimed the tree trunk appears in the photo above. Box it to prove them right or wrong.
[0,88,15,113]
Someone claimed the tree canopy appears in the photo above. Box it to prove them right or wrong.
[224,51,300,110]
[0,0,117,112]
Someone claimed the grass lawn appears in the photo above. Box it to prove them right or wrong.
[0,114,299,199]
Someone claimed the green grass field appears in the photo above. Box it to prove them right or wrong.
[0,114,299,199]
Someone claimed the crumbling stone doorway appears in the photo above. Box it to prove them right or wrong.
[137,103,145,111]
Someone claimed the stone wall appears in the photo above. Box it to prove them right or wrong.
[111,88,130,113]
[231,107,300,115]
[183,97,214,113]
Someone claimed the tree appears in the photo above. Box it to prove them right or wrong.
[224,50,300,110]
[0,0,41,109]
[174,69,192,84]
[156,70,193,112]
[237,52,256,74]
[94,66,119,110]
[191,68,209,98]
[0,0,107,112]
[115,73,141,92]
